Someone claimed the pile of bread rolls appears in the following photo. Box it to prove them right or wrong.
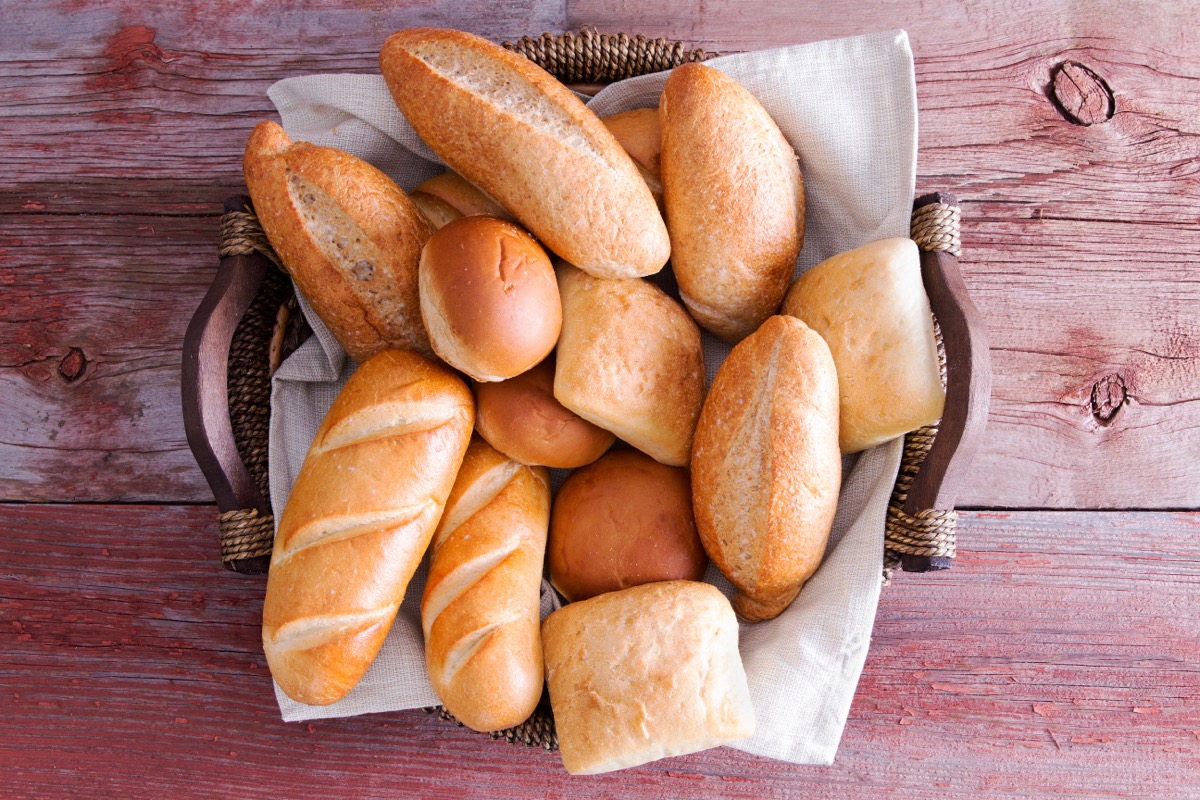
[244,27,944,775]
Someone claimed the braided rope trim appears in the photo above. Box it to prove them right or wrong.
[220,208,284,269]
[910,203,961,258]
[423,705,559,751]
[218,508,275,562]
[503,30,711,83]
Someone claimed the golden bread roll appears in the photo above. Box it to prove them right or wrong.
[660,63,805,342]
[542,581,755,775]
[691,315,840,621]
[262,350,474,705]
[411,171,512,229]
[782,237,945,453]
[600,108,663,209]
[419,215,562,382]
[421,437,550,732]
[380,27,670,279]
[553,262,705,467]
[547,449,706,602]
[242,120,435,361]
[474,357,614,469]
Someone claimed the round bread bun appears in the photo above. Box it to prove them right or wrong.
[420,216,562,382]
[474,357,615,469]
[412,171,512,221]
[548,449,707,602]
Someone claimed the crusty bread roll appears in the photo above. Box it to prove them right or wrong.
[474,357,614,469]
[692,315,840,621]
[782,237,946,453]
[600,108,663,210]
[262,350,474,705]
[660,63,805,342]
[548,449,706,602]
[411,171,512,230]
[421,437,549,732]
[380,28,670,280]
[542,581,754,775]
[419,215,562,382]
[553,262,705,467]
[243,120,435,361]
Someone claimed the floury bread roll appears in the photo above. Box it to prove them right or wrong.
[380,28,670,279]
[410,171,512,229]
[691,316,840,622]
[783,237,946,453]
[243,121,435,361]
[541,581,754,775]
[262,350,474,705]
[421,438,550,732]
[659,63,805,342]
[553,263,705,467]
[600,108,663,210]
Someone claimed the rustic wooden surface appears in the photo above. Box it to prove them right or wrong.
[2,0,1198,796]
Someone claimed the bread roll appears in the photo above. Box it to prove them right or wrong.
[410,191,462,230]
[548,450,706,602]
[243,120,435,361]
[541,581,754,775]
[419,215,562,382]
[262,350,474,705]
[553,262,705,467]
[380,28,670,280]
[782,237,945,453]
[411,171,512,225]
[421,437,549,732]
[691,315,840,621]
[600,108,663,209]
[474,357,614,468]
[660,63,805,342]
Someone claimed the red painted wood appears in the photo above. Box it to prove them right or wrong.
[1,505,1197,797]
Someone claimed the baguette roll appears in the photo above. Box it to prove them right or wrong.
[262,350,474,705]
[660,63,805,342]
[422,437,550,732]
[380,28,670,280]
[600,108,663,210]
[691,316,840,621]
[243,121,435,361]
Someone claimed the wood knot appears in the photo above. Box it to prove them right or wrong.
[1089,373,1127,425]
[58,347,87,383]
[1049,61,1114,126]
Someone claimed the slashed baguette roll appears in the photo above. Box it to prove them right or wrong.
[379,28,670,279]
[243,120,435,361]
[553,262,705,467]
[691,316,840,621]
[262,350,474,705]
[660,63,805,342]
[422,437,550,732]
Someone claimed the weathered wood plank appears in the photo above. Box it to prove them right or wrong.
[1,506,1197,797]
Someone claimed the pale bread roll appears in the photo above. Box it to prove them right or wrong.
[782,237,945,453]
[691,315,840,621]
[553,262,705,467]
[541,580,755,775]
[411,171,512,229]
[601,108,663,210]
[380,28,670,279]
[660,63,805,342]
[243,121,436,362]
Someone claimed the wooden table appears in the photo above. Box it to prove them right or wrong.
[3,2,1198,797]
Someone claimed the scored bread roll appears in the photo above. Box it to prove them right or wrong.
[547,449,706,602]
[380,28,670,280]
[262,350,474,705]
[553,262,705,467]
[660,63,805,342]
[474,357,614,469]
[419,215,562,382]
[601,108,663,210]
[782,237,945,453]
[542,581,755,775]
[691,316,840,621]
[411,171,513,229]
[243,120,435,361]
[421,437,550,732]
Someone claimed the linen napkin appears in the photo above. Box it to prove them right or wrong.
[266,28,916,766]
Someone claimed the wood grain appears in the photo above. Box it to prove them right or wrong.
[2,505,1196,797]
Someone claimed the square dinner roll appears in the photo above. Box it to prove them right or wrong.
[782,237,945,453]
[541,581,754,775]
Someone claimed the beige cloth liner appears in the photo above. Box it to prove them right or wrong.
[266,29,917,766]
